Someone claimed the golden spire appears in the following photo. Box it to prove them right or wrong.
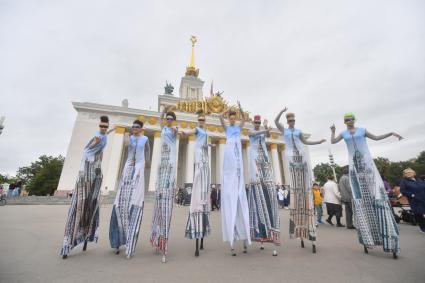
[185,35,199,77]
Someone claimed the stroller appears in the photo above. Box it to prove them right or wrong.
[390,194,416,225]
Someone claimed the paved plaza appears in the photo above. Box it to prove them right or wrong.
[1,203,424,283]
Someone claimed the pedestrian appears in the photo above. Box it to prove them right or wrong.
[399,168,425,234]
[312,183,323,225]
[211,185,219,211]
[339,167,355,229]
[323,176,344,227]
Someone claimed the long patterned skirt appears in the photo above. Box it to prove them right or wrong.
[150,144,176,254]
[60,156,102,256]
[247,146,280,244]
[109,162,145,257]
[350,150,399,254]
[185,157,211,239]
[288,150,316,242]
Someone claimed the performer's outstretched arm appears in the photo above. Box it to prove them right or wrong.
[248,129,269,137]
[218,109,228,132]
[300,133,326,145]
[274,107,287,134]
[237,101,246,130]
[180,128,197,139]
[365,130,403,141]
[330,124,343,144]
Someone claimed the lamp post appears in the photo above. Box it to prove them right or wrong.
[0,116,5,135]
[328,149,337,181]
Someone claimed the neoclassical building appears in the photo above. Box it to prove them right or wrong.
[56,38,311,196]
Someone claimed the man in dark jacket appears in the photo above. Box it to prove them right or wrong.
[211,185,219,211]
[400,168,425,233]
[339,167,355,229]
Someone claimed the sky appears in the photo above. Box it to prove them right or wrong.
[1,0,424,175]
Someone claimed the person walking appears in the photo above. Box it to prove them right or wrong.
[339,167,355,229]
[323,176,344,227]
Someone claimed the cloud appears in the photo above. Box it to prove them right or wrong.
[0,0,424,174]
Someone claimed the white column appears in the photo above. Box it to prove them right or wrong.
[280,146,290,186]
[148,130,162,192]
[216,138,226,184]
[102,127,125,195]
[242,141,250,184]
[270,144,282,185]
[175,135,180,184]
[208,137,212,182]
[185,135,195,183]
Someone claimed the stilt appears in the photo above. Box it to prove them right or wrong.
[200,238,204,250]
[301,239,305,248]
[82,240,88,251]
[243,240,248,253]
[162,252,167,263]
[363,245,368,254]
[114,248,120,255]
[312,244,316,254]
[231,248,236,256]
[195,239,200,257]
[62,255,67,259]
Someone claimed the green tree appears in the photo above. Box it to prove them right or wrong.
[313,163,343,185]
[16,155,64,196]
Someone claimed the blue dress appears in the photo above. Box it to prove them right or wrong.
[282,128,316,242]
[61,131,107,256]
[110,135,149,257]
[247,131,280,244]
[185,127,211,239]
[341,127,399,254]
[150,126,177,254]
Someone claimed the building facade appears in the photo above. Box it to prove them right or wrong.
[56,37,311,196]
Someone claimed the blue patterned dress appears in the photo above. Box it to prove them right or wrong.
[61,131,107,256]
[150,126,177,253]
[341,128,399,254]
[109,135,149,257]
[185,127,211,239]
[247,131,280,244]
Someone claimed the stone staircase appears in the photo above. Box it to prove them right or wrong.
[3,192,156,205]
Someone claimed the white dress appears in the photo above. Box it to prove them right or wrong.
[221,125,251,246]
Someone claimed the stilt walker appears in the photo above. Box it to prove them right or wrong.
[247,115,280,256]
[150,106,178,263]
[218,101,251,256]
[60,116,115,259]
[109,119,150,258]
[275,107,326,253]
[183,110,213,257]
[331,113,402,259]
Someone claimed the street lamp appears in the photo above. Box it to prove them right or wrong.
[328,148,337,181]
[0,116,5,135]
